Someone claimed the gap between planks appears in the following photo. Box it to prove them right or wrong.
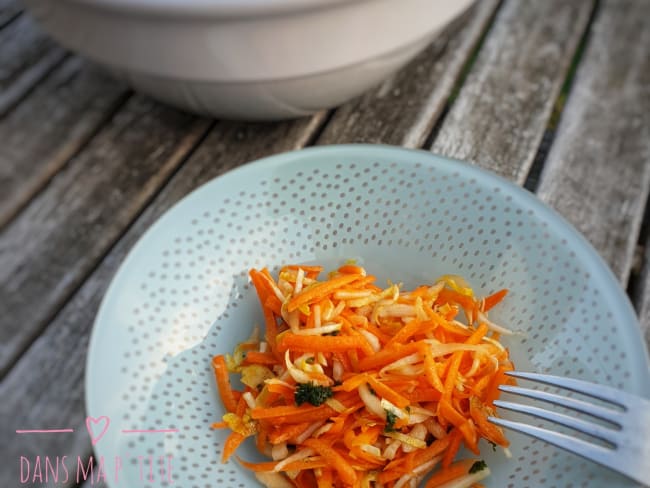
[430,0,596,186]
[535,0,650,287]
[0,57,132,230]
[523,0,600,193]
[0,0,22,30]
[0,13,68,118]
[315,0,502,149]
[0,98,214,378]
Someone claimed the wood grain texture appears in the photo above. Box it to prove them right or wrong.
[0,114,326,488]
[0,96,212,376]
[0,13,66,117]
[536,0,650,284]
[316,0,500,148]
[0,57,129,229]
[431,0,595,184]
[0,0,21,29]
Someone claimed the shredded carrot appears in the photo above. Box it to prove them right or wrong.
[286,273,362,312]
[222,431,245,462]
[441,428,463,468]
[211,264,515,487]
[211,355,238,413]
[242,351,278,365]
[482,288,508,311]
[424,459,477,488]
[303,438,357,486]
[277,333,370,354]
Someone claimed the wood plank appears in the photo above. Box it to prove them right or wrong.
[0,114,326,488]
[0,96,212,376]
[316,0,500,148]
[0,0,21,29]
[430,0,595,185]
[0,57,129,229]
[0,13,67,117]
[536,0,650,284]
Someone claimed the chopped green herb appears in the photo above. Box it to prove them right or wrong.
[469,460,487,474]
[305,357,315,364]
[489,441,497,452]
[384,410,397,432]
[294,382,333,406]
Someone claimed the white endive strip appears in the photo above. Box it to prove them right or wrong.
[379,352,422,375]
[271,442,288,461]
[358,329,381,352]
[284,350,313,384]
[384,431,426,449]
[287,309,300,333]
[294,268,305,294]
[333,289,373,299]
[477,311,514,335]
[414,456,441,475]
[380,398,407,420]
[242,391,257,409]
[378,303,416,318]
[424,418,446,439]
[383,439,401,460]
[331,300,346,318]
[358,383,385,419]
[274,448,316,472]
[312,423,332,437]
[480,335,506,351]
[325,398,347,413]
[332,359,343,382]
[292,322,341,336]
[423,342,491,357]
[294,421,326,444]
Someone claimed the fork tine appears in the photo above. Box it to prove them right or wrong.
[493,400,619,445]
[498,385,623,426]
[505,371,628,408]
[488,416,615,468]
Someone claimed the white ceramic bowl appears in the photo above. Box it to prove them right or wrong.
[23,0,475,120]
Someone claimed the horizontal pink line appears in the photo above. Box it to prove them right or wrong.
[16,429,74,434]
[121,429,179,434]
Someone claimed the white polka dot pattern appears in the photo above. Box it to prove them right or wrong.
[87,146,648,488]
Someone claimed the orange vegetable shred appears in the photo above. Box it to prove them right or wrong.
[211,263,515,487]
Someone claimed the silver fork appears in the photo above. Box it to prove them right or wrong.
[488,371,650,487]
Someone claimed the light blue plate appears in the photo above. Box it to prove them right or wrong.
[87,144,649,488]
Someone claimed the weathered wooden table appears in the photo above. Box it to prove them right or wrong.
[1,0,649,487]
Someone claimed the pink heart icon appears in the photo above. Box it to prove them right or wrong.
[86,416,110,445]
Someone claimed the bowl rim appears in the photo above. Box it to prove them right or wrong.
[62,0,370,18]
[85,143,650,488]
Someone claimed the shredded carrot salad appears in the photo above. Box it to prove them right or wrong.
[211,263,516,488]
